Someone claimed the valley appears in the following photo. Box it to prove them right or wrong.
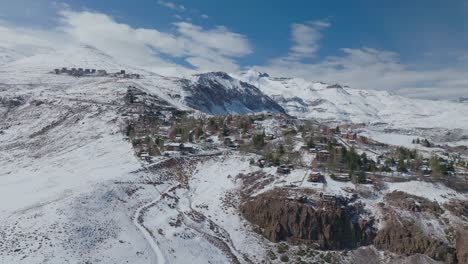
[0,46,467,264]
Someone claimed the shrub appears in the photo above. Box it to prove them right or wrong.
[280,254,289,262]
[277,243,289,254]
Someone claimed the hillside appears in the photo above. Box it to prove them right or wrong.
[239,70,468,130]
[1,45,467,264]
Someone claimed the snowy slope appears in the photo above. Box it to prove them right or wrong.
[0,46,28,65]
[0,46,285,116]
[1,45,467,263]
[0,47,288,263]
[239,70,468,131]
[181,72,284,115]
[0,66,164,263]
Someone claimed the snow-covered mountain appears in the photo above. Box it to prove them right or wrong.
[181,71,284,115]
[0,45,285,116]
[0,47,28,65]
[1,44,467,264]
[239,70,468,131]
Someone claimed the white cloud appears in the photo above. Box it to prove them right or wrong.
[1,8,466,99]
[253,47,468,99]
[0,8,252,73]
[201,14,209,19]
[0,21,68,56]
[247,20,468,100]
[174,22,252,58]
[286,20,329,60]
[157,0,185,11]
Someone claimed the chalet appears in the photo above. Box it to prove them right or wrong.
[97,70,107,76]
[335,174,351,182]
[308,171,324,182]
[363,178,373,184]
[61,67,68,73]
[277,165,291,174]
[228,143,239,150]
[241,132,252,139]
[120,70,126,75]
[321,192,336,202]
[91,69,96,73]
[224,137,234,145]
[140,152,152,162]
[421,165,432,175]
[326,128,337,135]
[54,69,60,74]
[307,171,325,182]
[234,139,245,145]
[165,142,181,151]
[180,143,197,154]
[316,150,331,162]
[347,133,357,140]
[84,69,91,74]
[315,143,327,151]
[256,158,266,168]
[163,142,197,154]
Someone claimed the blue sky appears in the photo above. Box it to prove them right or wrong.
[0,0,467,99]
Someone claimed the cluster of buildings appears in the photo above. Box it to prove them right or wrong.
[52,67,141,79]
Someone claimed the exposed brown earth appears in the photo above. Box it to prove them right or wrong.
[373,191,461,263]
[240,190,375,250]
[384,191,443,215]
[455,227,468,264]
[374,214,457,263]
[444,199,468,219]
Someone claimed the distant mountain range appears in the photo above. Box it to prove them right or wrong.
[1,44,467,132]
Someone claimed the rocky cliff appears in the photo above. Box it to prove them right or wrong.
[240,190,375,250]
[182,72,285,115]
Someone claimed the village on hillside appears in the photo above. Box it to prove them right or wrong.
[122,85,468,196]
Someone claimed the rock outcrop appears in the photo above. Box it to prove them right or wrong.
[240,190,375,250]
[455,228,468,264]
[385,191,443,215]
[182,72,285,115]
[373,191,459,263]
[374,215,457,263]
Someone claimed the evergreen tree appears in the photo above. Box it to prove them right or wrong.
[397,158,407,172]
[252,133,265,149]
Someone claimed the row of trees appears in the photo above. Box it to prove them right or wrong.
[412,138,433,147]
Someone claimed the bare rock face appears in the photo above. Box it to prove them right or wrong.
[374,191,459,263]
[240,190,375,250]
[455,228,468,264]
[0,96,26,108]
[385,191,443,215]
[182,72,285,115]
[444,199,468,218]
[374,215,457,263]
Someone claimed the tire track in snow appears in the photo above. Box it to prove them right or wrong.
[132,159,171,264]
[133,191,167,264]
